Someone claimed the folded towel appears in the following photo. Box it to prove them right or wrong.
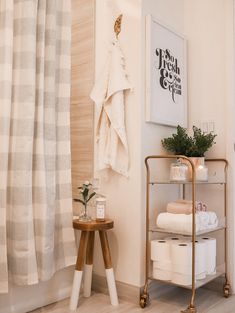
[167,199,207,215]
[156,211,218,234]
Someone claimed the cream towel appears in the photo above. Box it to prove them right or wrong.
[167,199,207,215]
[90,40,131,177]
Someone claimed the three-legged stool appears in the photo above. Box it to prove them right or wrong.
[69,219,119,311]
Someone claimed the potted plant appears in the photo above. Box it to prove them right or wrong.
[162,125,217,181]
[162,125,216,157]
[161,125,193,156]
[187,126,217,157]
[74,181,96,221]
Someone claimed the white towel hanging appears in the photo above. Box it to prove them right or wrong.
[90,40,131,177]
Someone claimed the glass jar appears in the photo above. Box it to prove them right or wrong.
[170,159,188,182]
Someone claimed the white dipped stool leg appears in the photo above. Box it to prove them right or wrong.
[99,230,119,306]
[69,270,83,310]
[69,231,88,311]
[105,268,119,305]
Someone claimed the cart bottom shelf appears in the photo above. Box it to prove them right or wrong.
[149,264,225,290]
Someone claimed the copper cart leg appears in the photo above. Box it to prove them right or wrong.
[69,231,89,310]
[140,281,149,309]
[223,274,231,298]
[83,231,95,297]
[99,230,119,306]
[181,306,197,313]
[223,282,231,298]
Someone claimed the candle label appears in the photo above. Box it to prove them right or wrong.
[96,204,105,219]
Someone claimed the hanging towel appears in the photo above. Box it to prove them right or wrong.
[90,40,131,177]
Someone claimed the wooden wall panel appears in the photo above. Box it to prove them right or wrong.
[71,0,95,196]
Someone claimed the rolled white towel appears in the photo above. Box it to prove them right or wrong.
[156,211,218,234]
[197,211,210,229]
[208,211,218,226]
[197,211,218,230]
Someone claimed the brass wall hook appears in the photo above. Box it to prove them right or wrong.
[114,14,123,39]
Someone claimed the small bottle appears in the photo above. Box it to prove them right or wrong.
[96,197,106,222]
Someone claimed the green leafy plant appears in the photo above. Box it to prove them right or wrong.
[74,181,96,209]
[161,125,217,157]
[161,125,193,156]
[188,126,217,157]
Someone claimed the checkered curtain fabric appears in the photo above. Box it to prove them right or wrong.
[0,0,76,293]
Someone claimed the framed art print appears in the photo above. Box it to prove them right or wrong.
[145,15,187,127]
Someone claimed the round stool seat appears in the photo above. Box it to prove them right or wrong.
[73,219,114,231]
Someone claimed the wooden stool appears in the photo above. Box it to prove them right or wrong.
[69,219,119,311]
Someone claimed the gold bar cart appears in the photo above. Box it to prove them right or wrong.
[139,155,230,313]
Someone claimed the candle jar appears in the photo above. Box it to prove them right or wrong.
[194,158,208,181]
[182,157,209,181]
[96,197,106,222]
[170,159,188,182]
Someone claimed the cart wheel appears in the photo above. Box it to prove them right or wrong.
[223,284,230,298]
[139,293,149,308]
[181,306,197,313]
[181,309,197,313]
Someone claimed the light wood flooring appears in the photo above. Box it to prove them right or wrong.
[30,288,235,313]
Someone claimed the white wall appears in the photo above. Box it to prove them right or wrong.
[184,0,226,157]
[94,0,235,289]
[184,0,235,289]
[142,0,235,289]
[140,0,185,285]
[94,0,185,288]
[226,0,235,290]
[94,0,143,287]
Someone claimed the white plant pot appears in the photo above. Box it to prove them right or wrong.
[182,157,208,181]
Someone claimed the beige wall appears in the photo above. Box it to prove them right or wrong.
[184,0,235,289]
[71,0,95,197]
[140,0,185,286]
[184,0,226,157]
[142,0,234,289]
[94,0,235,290]
[93,0,184,287]
[94,0,143,287]
[225,0,235,291]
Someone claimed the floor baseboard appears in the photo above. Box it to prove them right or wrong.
[92,273,140,304]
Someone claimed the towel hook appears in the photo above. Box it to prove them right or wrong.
[114,14,123,39]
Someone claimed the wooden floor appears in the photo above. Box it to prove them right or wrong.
[30,288,235,313]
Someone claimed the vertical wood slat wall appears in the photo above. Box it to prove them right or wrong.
[71,0,95,197]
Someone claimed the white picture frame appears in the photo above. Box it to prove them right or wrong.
[145,15,187,127]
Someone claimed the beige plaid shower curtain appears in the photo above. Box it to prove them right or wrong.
[0,0,76,293]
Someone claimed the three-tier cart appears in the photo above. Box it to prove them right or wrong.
[140,155,230,313]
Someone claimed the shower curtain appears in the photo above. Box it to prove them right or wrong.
[0,0,76,293]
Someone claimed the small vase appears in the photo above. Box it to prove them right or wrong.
[79,204,92,222]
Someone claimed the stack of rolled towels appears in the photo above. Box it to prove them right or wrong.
[156,199,218,234]
[151,236,217,286]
